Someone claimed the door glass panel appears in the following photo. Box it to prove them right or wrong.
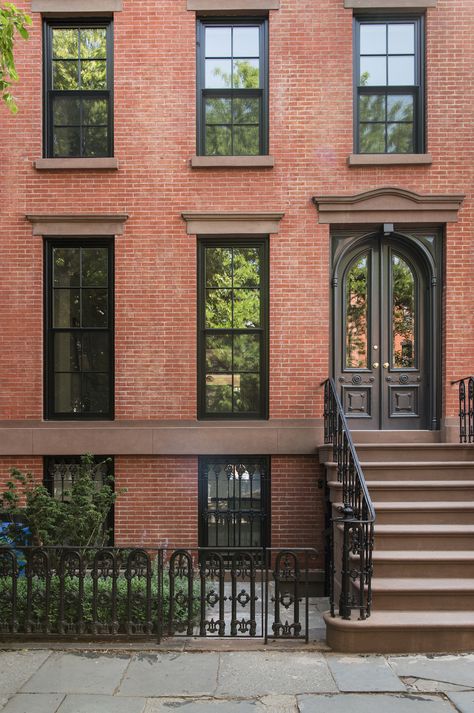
[345,254,369,368]
[392,254,416,368]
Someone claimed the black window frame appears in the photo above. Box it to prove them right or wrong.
[44,238,115,421]
[198,455,270,549]
[196,17,269,156]
[354,14,425,154]
[197,236,269,420]
[43,18,114,158]
[44,455,115,544]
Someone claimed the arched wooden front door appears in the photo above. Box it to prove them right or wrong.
[334,233,434,430]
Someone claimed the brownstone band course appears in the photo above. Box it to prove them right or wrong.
[0,420,323,455]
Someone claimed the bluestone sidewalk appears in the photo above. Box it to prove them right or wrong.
[1,649,474,712]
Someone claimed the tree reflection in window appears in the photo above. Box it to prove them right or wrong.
[392,254,416,368]
[200,241,267,418]
[345,254,369,369]
[46,22,112,157]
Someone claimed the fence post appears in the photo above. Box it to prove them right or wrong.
[339,505,354,620]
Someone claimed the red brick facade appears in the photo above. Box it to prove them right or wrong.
[0,1,472,555]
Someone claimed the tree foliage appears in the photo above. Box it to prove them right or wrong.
[0,455,124,547]
[0,2,31,112]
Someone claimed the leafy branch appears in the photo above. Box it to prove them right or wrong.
[0,2,31,112]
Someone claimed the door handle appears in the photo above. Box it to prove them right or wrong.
[372,362,379,369]
[383,362,389,369]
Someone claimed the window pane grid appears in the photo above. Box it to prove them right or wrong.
[357,18,421,154]
[46,23,111,157]
[199,20,266,156]
[200,242,267,418]
[48,244,112,418]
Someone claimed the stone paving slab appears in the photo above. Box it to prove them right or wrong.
[447,692,474,713]
[326,655,406,692]
[144,701,259,712]
[118,653,219,697]
[0,693,65,713]
[298,693,457,713]
[216,652,338,696]
[57,694,146,713]
[21,652,130,695]
[389,655,474,688]
[0,651,51,708]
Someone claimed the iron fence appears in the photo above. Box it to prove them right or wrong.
[0,546,317,643]
[452,376,474,443]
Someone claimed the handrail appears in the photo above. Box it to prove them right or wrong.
[323,377,375,620]
[451,376,474,385]
[451,376,474,443]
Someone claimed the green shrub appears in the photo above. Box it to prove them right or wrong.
[0,570,201,635]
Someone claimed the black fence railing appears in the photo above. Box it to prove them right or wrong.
[452,376,474,443]
[323,378,375,620]
[0,546,317,643]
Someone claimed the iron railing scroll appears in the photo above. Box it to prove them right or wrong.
[451,376,474,443]
[323,378,376,620]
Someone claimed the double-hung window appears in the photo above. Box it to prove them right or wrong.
[44,20,113,158]
[45,241,114,419]
[355,16,424,153]
[198,238,268,419]
[197,19,268,156]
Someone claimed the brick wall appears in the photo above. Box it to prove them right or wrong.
[271,456,325,567]
[0,0,471,424]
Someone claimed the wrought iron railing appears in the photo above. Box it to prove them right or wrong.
[451,376,474,443]
[0,545,317,643]
[323,378,376,620]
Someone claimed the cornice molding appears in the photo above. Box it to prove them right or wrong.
[312,187,464,224]
[182,211,284,234]
[26,214,129,236]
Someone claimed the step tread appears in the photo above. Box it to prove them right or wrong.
[369,578,474,591]
[328,479,474,487]
[374,524,474,533]
[326,461,474,467]
[371,501,474,510]
[372,550,474,561]
[355,443,474,449]
[324,610,474,629]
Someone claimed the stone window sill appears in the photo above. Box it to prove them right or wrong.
[35,158,119,170]
[32,0,122,10]
[348,153,432,167]
[191,155,274,168]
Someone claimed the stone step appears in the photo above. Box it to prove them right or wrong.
[324,610,474,653]
[352,430,441,444]
[369,550,474,578]
[325,461,474,480]
[369,501,474,525]
[372,524,474,550]
[355,577,474,611]
[328,480,474,502]
[320,443,474,463]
